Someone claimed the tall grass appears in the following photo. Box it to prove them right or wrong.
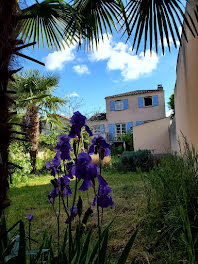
[143,139,198,263]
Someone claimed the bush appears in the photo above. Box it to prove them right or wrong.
[9,141,32,185]
[110,144,124,156]
[120,132,134,151]
[114,150,154,172]
[37,149,56,174]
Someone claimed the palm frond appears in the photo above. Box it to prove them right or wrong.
[125,0,198,54]
[64,0,126,50]
[18,0,80,50]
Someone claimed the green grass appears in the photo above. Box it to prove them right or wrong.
[5,171,148,262]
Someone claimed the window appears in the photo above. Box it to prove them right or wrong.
[92,125,101,134]
[144,96,153,107]
[115,100,124,110]
[116,123,126,135]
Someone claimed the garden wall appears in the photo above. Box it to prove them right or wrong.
[133,117,171,154]
[174,0,198,153]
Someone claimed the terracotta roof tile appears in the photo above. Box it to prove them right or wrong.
[105,89,163,99]
[89,113,106,121]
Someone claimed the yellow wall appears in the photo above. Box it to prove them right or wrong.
[133,117,171,154]
[174,1,198,152]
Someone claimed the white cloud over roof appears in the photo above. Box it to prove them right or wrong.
[88,34,159,81]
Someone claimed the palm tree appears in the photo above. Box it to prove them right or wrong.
[0,0,197,213]
[9,69,66,174]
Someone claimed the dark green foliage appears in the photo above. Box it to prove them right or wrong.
[39,131,60,151]
[167,93,175,116]
[8,142,32,186]
[120,132,134,151]
[0,214,137,263]
[114,150,154,172]
[111,145,124,156]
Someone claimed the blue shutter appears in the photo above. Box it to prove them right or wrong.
[136,121,144,126]
[123,99,128,109]
[138,97,144,108]
[110,101,115,111]
[108,124,115,141]
[153,95,158,106]
[127,122,133,132]
[100,124,105,134]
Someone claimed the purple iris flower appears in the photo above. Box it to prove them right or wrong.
[26,213,34,221]
[92,184,114,208]
[68,111,93,138]
[88,136,110,157]
[48,187,58,204]
[55,134,72,161]
[46,152,61,176]
[65,162,75,179]
[58,176,72,197]
[65,206,78,224]
[75,153,99,191]
[75,153,92,181]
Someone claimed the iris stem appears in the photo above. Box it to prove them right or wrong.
[29,222,31,264]
[58,193,60,261]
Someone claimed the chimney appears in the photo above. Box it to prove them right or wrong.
[157,84,163,90]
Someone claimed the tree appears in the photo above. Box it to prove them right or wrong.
[0,0,197,214]
[10,69,66,173]
[168,93,175,116]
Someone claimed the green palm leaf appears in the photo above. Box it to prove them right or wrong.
[125,0,198,54]
[64,0,126,50]
[19,0,80,50]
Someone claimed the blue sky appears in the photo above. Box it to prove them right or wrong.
[17,25,181,118]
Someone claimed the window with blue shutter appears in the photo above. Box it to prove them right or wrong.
[138,97,144,108]
[108,124,115,141]
[136,121,144,126]
[110,101,115,111]
[123,99,128,109]
[153,95,158,106]
[100,124,105,134]
[127,122,133,132]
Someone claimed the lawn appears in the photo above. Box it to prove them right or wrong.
[5,171,149,262]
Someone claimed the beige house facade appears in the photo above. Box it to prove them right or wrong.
[88,85,166,142]
[133,117,171,154]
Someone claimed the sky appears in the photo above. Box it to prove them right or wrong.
[17,2,182,118]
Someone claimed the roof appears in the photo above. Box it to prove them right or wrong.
[56,114,70,121]
[89,113,106,121]
[105,89,163,99]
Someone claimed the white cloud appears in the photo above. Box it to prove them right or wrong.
[166,110,173,117]
[88,34,112,61]
[89,34,159,81]
[43,42,77,70]
[73,64,90,75]
[65,92,79,98]
[159,37,180,49]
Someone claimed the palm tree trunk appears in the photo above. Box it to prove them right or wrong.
[24,106,39,174]
[0,0,17,215]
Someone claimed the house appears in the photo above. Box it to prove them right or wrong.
[88,85,166,142]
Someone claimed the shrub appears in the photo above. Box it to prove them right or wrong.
[110,144,124,156]
[8,141,32,185]
[114,150,154,172]
[120,132,134,151]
